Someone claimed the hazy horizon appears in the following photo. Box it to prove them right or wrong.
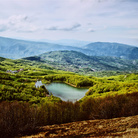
[0,0,138,46]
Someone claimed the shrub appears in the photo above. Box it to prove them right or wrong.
[0,92,137,137]
[0,101,37,137]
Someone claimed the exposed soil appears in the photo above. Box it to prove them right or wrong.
[21,115,138,138]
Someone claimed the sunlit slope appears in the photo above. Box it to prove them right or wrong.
[24,50,138,73]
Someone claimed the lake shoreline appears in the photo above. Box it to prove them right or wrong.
[45,80,90,89]
[45,82,88,102]
[64,81,90,89]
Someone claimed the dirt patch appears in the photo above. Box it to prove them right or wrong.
[21,115,138,138]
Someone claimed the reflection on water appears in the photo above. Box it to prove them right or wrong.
[46,82,88,102]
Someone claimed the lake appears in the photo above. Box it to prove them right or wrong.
[46,82,88,102]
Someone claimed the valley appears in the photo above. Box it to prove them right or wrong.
[1,0,138,137]
[0,37,138,137]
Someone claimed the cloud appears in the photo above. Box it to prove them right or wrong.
[0,19,9,32]
[8,15,28,25]
[120,0,138,2]
[45,23,81,31]
[47,26,58,31]
[0,0,138,46]
[0,25,8,32]
[88,28,95,32]
[62,23,81,31]
[0,15,38,33]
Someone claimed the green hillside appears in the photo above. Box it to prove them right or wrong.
[24,50,138,74]
[0,56,138,137]
[0,56,137,103]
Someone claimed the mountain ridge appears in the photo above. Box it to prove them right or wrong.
[0,36,93,59]
[24,50,138,74]
[0,36,138,59]
[84,42,138,59]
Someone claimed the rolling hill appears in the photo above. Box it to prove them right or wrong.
[0,36,92,59]
[84,42,138,59]
[0,36,138,60]
[24,50,138,74]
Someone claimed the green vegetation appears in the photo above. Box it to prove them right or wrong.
[84,73,138,99]
[0,72,61,104]
[25,50,138,74]
[0,56,138,103]
[0,56,138,137]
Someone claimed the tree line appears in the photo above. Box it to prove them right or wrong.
[0,92,137,137]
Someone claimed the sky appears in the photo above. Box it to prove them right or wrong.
[0,0,138,46]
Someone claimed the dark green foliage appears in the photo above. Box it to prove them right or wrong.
[86,82,122,95]
[39,85,49,95]
[25,50,138,74]
[44,74,95,87]
[0,72,13,80]
[89,70,137,77]
[0,53,138,77]
[0,72,61,103]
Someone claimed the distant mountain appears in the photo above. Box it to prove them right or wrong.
[84,42,138,59]
[0,36,138,60]
[41,39,91,47]
[24,50,138,73]
[0,36,92,59]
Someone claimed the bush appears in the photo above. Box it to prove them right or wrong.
[0,101,37,137]
[0,92,137,137]
[81,92,138,120]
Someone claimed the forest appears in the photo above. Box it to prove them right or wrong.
[24,50,138,74]
[0,56,138,137]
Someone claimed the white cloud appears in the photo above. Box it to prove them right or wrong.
[88,28,95,32]
[0,25,8,32]
[0,0,138,45]
[8,15,28,25]
[45,23,81,31]
[0,15,38,32]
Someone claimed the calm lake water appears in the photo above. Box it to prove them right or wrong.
[46,82,88,102]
